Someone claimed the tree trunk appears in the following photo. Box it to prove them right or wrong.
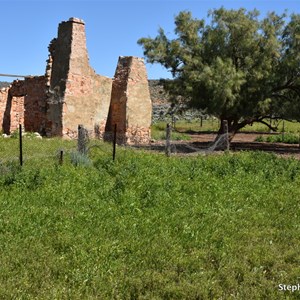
[212,116,278,151]
[213,118,240,150]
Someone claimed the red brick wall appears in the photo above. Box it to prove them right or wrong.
[0,77,47,134]
[0,87,10,132]
[105,56,152,144]
[24,76,48,133]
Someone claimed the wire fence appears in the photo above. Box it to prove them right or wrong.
[0,122,230,172]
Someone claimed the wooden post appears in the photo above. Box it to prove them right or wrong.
[78,124,88,155]
[165,123,171,157]
[200,116,203,128]
[282,120,285,142]
[19,124,23,166]
[223,120,229,151]
[113,124,117,161]
[172,115,175,130]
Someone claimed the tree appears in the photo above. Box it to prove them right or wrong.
[138,8,300,143]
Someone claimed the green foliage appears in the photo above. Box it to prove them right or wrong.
[70,151,93,167]
[255,133,300,144]
[0,161,22,186]
[0,144,300,298]
[139,8,300,134]
[9,129,20,139]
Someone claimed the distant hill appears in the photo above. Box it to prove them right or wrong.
[148,80,171,105]
[0,81,11,89]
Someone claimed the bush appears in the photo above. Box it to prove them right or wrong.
[70,151,93,167]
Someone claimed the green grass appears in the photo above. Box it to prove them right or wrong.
[152,119,300,135]
[0,139,300,299]
[151,122,191,140]
[255,133,300,144]
[241,120,300,133]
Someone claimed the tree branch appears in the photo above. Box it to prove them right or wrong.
[257,119,278,131]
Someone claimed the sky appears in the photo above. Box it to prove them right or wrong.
[0,0,299,82]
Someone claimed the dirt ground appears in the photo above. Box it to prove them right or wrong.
[148,132,300,159]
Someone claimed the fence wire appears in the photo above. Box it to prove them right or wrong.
[0,122,229,171]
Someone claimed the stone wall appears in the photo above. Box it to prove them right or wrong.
[46,18,113,138]
[0,77,47,134]
[105,56,152,144]
[0,87,11,133]
[0,17,152,144]
[23,76,48,133]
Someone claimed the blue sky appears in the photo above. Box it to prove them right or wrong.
[0,0,299,82]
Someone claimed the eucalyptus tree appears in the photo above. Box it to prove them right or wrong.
[138,8,300,141]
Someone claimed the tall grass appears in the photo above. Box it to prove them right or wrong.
[0,143,300,299]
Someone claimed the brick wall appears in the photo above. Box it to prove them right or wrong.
[0,17,152,144]
[105,56,152,144]
[47,17,113,138]
[24,76,48,133]
[0,77,47,134]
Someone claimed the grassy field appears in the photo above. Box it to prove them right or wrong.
[151,119,300,136]
[0,137,300,299]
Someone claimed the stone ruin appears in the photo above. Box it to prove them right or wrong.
[0,17,152,144]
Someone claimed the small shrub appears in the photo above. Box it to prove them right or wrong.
[255,135,264,142]
[0,160,22,186]
[70,151,92,167]
[10,129,19,139]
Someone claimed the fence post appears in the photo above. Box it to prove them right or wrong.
[19,124,23,166]
[113,124,117,161]
[78,124,88,155]
[223,120,229,151]
[165,123,171,157]
[59,150,64,165]
[282,120,285,142]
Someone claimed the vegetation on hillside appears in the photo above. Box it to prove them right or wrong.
[0,81,11,89]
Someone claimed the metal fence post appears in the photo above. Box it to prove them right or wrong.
[59,150,64,165]
[19,124,23,166]
[113,124,117,161]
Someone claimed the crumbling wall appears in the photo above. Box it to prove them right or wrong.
[0,87,11,133]
[0,77,47,134]
[105,56,152,144]
[47,17,112,138]
[0,17,152,143]
[24,76,48,133]
[63,73,112,138]
[2,80,26,134]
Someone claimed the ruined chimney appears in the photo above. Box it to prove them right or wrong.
[46,17,112,138]
[105,56,152,144]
